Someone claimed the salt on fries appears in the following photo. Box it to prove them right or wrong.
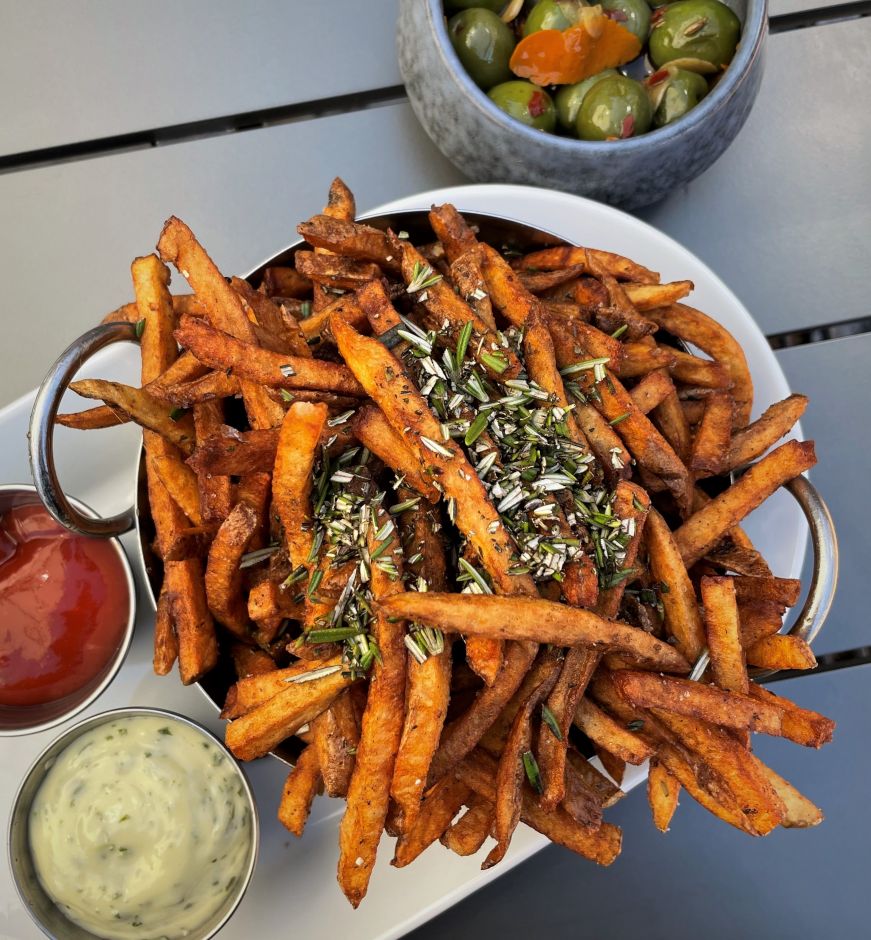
[57,179,832,906]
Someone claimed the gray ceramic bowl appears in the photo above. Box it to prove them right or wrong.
[397,0,768,209]
[8,707,259,940]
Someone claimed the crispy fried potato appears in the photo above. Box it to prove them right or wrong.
[221,656,342,720]
[164,558,218,685]
[674,440,817,566]
[647,758,680,832]
[152,583,178,676]
[669,349,732,389]
[231,643,277,679]
[517,246,659,284]
[732,575,801,608]
[745,634,817,671]
[192,401,233,524]
[337,516,408,908]
[725,394,808,470]
[152,370,241,408]
[701,576,748,695]
[574,697,654,764]
[146,350,209,396]
[616,672,833,747]
[295,251,381,289]
[150,452,203,525]
[747,684,832,753]
[451,250,496,328]
[689,390,734,476]
[441,795,494,856]
[297,215,397,269]
[313,692,359,799]
[738,600,785,648]
[647,303,753,425]
[230,276,311,357]
[392,776,471,868]
[616,343,677,379]
[277,744,322,837]
[478,241,541,328]
[70,379,195,453]
[175,315,365,397]
[56,404,130,430]
[629,370,676,414]
[380,594,690,673]
[262,266,312,299]
[624,280,693,310]
[205,502,259,638]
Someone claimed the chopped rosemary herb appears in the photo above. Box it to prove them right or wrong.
[627,719,645,732]
[522,750,543,794]
[610,324,628,339]
[279,363,296,378]
[609,412,630,426]
[134,318,146,339]
[239,545,279,569]
[280,389,295,402]
[406,260,443,294]
[541,704,563,741]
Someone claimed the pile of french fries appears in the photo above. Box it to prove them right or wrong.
[61,179,833,907]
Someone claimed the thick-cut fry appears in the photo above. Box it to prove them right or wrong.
[669,349,732,389]
[153,370,241,408]
[296,251,381,288]
[725,394,808,470]
[760,765,823,828]
[350,405,440,503]
[629,370,676,414]
[273,402,329,570]
[175,315,365,396]
[517,245,659,284]
[277,744,322,837]
[701,576,748,696]
[674,440,817,566]
[624,280,693,310]
[192,401,233,525]
[651,710,785,835]
[70,379,195,454]
[738,600,785,648]
[225,666,351,760]
[644,507,706,662]
[747,684,832,755]
[230,276,311,357]
[690,391,734,476]
[615,671,834,747]
[585,253,657,340]
[231,643,276,679]
[617,343,676,379]
[574,697,654,764]
[56,404,130,429]
[596,747,626,786]
[221,656,342,720]
[647,758,680,832]
[152,583,178,676]
[380,594,690,673]
[337,517,407,908]
[312,691,359,799]
[451,250,496,328]
[262,266,313,299]
[441,795,494,856]
[150,452,203,525]
[647,303,753,425]
[205,501,259,638]
[651,373,693,467]
[732,575,801,608]
[392,777,471,868]
[478,241,541,327]
[297,215,397,268]
[164,558,218,685]
[460,750,623,866]
[745,634,817,671]
[146,350,209,396]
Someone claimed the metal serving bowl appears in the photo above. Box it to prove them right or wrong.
[8,707,259,940]
[0,484,136,737]
[27,209,838,758]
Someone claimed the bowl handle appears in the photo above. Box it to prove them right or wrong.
[690,472,839,681]
[28,321,139,538]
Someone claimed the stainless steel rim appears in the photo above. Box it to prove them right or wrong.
[28,321,138,538]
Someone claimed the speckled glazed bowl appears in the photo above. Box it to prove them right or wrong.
[397,0,767,209]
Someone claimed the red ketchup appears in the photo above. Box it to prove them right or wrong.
[0,498,129,707]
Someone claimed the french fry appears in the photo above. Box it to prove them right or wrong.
[745,634,817,671]
[674,440,817,566]
[175,315,365,397]
[701,576,748,696]
[624,280,693,310]
[150,452,203,525]
[760,765,823,828]
[230,275,311,358]
[460,750,623,866]
[689,390,734,476]
[725,394,808,470]
[574,697,654,764]
[312,691,359,799]
[451,250,496,328]
[146,350,209,396]
[392,776,472,868]
[221,656,343,720]
[337,514,408,908]
[629,370,677,414]
[153,370,241,408]
[69,379,195,454]
[585,253,657,340]
[615,671,833,747]
[262,266,313,299]
[646,303,753,425]
[192,401,233,525]
[478,241,541,327]
[297,215,397,269]
[295,251,381,289]
[152,583,178,676]
[595,747,626,786]
[647,758,680,832]
[616,342,676,379]
[164,558,219,685]
[644,507,706,662]
[277,744,322,837]
[225,664,351,760]
[738,600,785,648]
[231,643,277,679]
[669,349,732,389]
[56,404,130,429]
[732,575,801,609]
[516,245,659,284]
[441,795,495,856]
[651,373,693,467]
[747,683,833,752]
[205,502,259,638]
[379,594,690,673]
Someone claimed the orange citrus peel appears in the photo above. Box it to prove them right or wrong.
[509,7,642,86]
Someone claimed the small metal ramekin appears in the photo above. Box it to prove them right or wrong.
[0,484,137,736]
[8,706,260,940]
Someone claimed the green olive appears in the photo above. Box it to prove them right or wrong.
[488,81,558,131]
[652,68,709,126]
[445,0,506,11]
[554,70,618,131]
[576,75,652,140]
[448,9,517,90]
[648,0,741,69]
[600,0,651,42]
[523,0,585,35]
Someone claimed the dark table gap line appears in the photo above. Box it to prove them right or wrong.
[2,3,871,174]
[770,0,871,33]
[0,85,407,175]
[761,646,871,683]
[766,315,871,349]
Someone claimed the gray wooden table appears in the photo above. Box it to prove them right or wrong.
[1,2,868,937]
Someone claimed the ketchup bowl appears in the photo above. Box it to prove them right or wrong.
[0,485,136,736]
[8,707,259,940]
